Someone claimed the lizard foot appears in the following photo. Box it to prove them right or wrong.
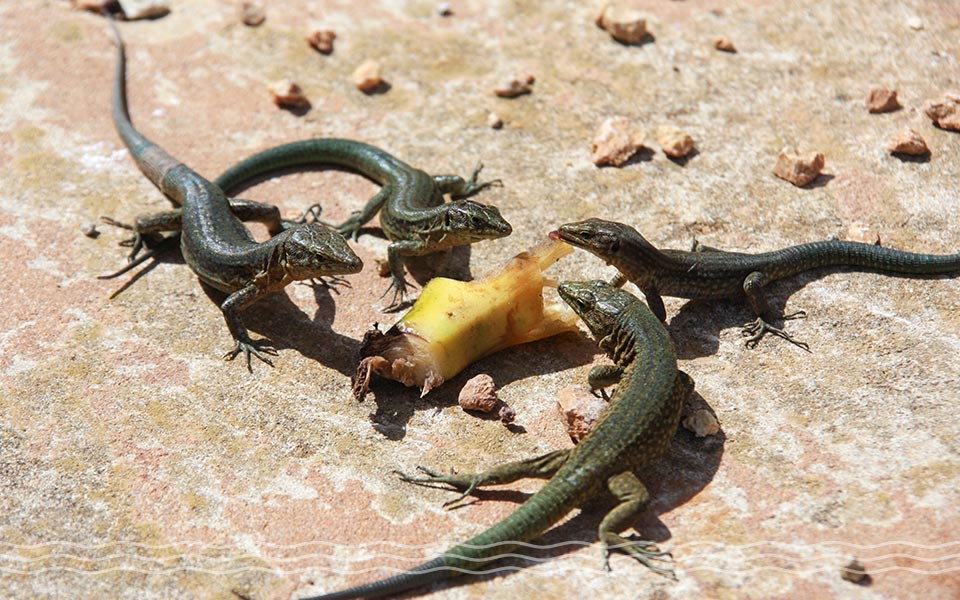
[336,212,365,241]
[461,162,503,197]
[741,312,810,352]
[394,466,480,508]
[380,275,416,313]
[296,203,324,224]
[223,337,278,371]
[602,534,676,579]
[100,216,166,262]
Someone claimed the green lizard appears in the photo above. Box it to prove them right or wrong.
[303,280,693,599]
[553,218,960,349]
[107,139,513,312]
[213,139,514,311]
[104,18,362,368]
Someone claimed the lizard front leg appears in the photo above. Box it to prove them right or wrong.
[741,271,809,351]
[219,283,278,370]
[397,449,570,508]
[380,238,425,312]
[599,471,675,578]
[336,186,391,241]
[588,364,623,400]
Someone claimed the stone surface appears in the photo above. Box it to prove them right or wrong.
[556,385,608,443]
[2,2,959,600]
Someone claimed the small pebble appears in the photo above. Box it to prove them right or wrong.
[841,558,869,584]
[494,74,535,98]
[375,259,391,278]
[240,2,265,27]
[81,222,100,239]
[268,79,310,110]
[888,128,930,156]
[116,0,170,20]
[487,112,504,129]
[845,222,881,245]
[592,116,645,167]
[773,147,825,187]
[924,91,960,131]
[498,404,516,425]
[595,2,649,44]
[656,125,695,158]
[866,88,900,113]
[306,29,336,54]
[906,16,924,30]
[458,374,499,413]
[71,0,110,12]
[436,2,453,17]
[556,385,608,443]
[353,60,385,93]
[713,36,736,52]
[682,409,720,437]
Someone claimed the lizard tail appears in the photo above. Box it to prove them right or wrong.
[300,557,449,600]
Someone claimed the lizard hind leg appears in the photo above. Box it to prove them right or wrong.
[395,449,570,509]
[740,271,810,351]
[598,471,675,579]
[432,162,503,199]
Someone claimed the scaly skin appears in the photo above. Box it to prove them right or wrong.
[213,139,513,311]
[302,280,692,599]
[104,18,362,369]
[554,218,960,349]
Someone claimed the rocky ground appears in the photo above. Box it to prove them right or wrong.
[1,1,958,598]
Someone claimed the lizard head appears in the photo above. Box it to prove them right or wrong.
[558,279,639,340]
[281,223,363,280]
[551,218,639,257]
[550,219,668,283]
[438,200,512,243]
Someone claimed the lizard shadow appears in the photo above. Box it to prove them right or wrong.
[666,266,958,360]
[200,282,360,378]
[366,330,595,441]
[420,392,726,591]
[667,275,818,360]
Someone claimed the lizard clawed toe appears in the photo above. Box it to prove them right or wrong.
[604,536,676,579]
[224,338,278,371]
[741,317,810,352]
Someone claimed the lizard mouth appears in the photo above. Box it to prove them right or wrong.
[548,230,561,241]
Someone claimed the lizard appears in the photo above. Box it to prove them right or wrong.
[104,139,513,312]
[103,17,363,368]
[212,138,514,311]
[552,218,960,350]
[302,279,693,599]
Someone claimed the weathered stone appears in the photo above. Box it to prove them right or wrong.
[592,116,645,166]
[773,147,825,186]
